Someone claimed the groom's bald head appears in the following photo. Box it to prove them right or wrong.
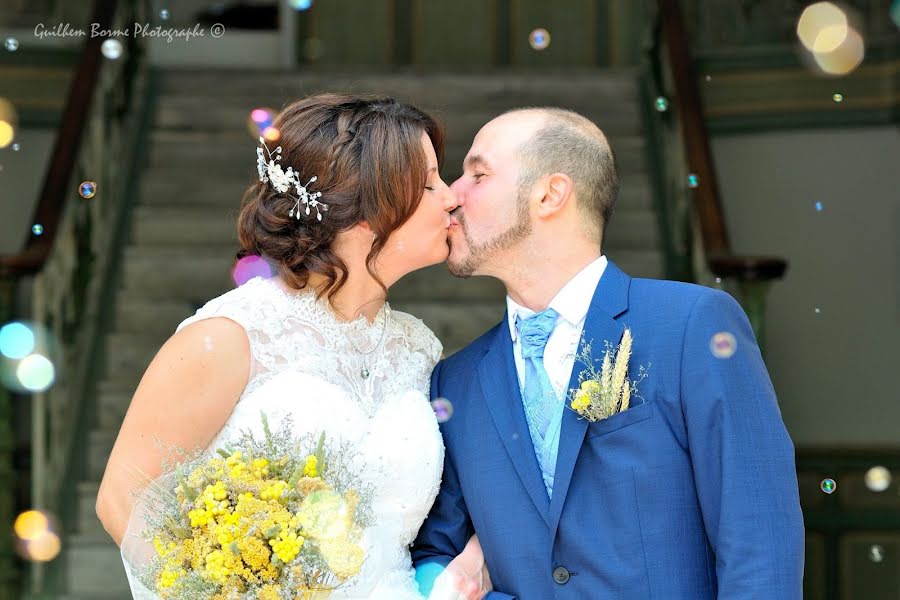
[501,107,619,242]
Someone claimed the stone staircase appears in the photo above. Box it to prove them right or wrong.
[62,68,664,598]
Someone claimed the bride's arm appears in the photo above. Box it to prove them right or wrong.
[95,317,250,545]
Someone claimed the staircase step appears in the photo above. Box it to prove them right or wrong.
[390,300,506,355]
[603,209,661,251]
[155,69,642,105]
[76,482,105,536]
[65,532,130,596]
[114,296,195,336]
[139,176,251,208]
[131,205,239,246]
[604,249,666,280]
[390,264,507,303]
[87,430,116,482]
[97,384,133,432]
[155,98,643,137]
[122,246,236,302]
[104,332,168,383]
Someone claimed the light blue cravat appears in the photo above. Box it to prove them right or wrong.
[515,308,564,498]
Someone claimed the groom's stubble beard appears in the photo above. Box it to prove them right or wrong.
[447,185,532,278]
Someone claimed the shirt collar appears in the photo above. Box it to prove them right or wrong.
[507,255,608,342]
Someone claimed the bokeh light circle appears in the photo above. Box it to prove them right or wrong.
[288,0,314,10]
[248,107,278,139]
[14,510,49,541]
[529,28,551,51]
[4,37,18,52]
[262,126,281,142]
[0,322,36,359]
[101,38,123,60]
[797,3,847,51]
[864,466,892,493]
[710,332,737,359]
[821,478,837,494]
[79,181,97,198]
[22,531,61,562]
[869,544,884,563]
[232,255,274,286]
[813,26,864,75]
[16,354,56,392]
[0,97,18,149]
[431,398,454,423]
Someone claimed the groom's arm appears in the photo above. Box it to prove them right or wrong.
[412,360,516,600]
[682,290,805,600]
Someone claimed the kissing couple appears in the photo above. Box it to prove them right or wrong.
[98,93,804,599]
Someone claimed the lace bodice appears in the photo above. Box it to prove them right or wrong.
[122,276,445,600]
[178,276,443,416]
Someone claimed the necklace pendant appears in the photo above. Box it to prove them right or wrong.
[361,367,370,379]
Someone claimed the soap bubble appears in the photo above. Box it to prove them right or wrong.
[431,398,454,423]
[101,39,123,60]
[528,28,551,51]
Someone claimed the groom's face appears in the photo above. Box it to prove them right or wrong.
[446,114,542,278]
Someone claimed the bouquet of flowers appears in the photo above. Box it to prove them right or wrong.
[121,412,372,600]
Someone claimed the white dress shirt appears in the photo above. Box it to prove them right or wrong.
[506,255,608,401]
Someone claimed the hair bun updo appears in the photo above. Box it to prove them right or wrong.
[236,93,444,302]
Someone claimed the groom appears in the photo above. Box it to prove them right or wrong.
[412,108,804,599]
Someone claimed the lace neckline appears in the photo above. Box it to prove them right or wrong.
[258,276,390,335]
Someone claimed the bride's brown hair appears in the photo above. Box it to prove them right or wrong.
[236,93,445,303]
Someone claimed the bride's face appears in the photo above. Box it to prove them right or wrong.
[377,132,458,277]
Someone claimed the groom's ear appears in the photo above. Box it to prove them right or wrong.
[536,172,574,218]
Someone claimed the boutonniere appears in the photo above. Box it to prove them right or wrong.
[569,328,650,422]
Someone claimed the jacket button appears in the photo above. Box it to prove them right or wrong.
[553,566,570,584]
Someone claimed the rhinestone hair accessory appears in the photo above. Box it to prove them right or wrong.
[256,137,328,222]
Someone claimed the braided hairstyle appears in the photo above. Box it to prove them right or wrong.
[237,93,445,303]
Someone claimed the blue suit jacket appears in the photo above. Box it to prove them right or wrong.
[412,260,804,599]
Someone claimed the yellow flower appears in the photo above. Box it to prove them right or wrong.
[252,458,270,478]
[303,455,319,478]
[319,538,364,579]
[256,584,283,600]
[269,530,304,563]
[571,390,591,412]
[238,536,273,574]
[189,507,213,528]
[203,481,228,502]
[158,566,185,589]
[206,550,232,584]
[214,522,237,547]
[580,380,602,396]
[296,476,327,496]
[260,480,288,501]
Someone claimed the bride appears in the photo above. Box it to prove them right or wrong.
[96,94,489,599]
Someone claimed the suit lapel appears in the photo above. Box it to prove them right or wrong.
[478,321,553,527]
[547,260,632,537]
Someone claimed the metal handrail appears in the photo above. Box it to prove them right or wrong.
[649,0,788,344]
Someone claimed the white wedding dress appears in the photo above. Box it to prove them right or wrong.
[120,275,445,599]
